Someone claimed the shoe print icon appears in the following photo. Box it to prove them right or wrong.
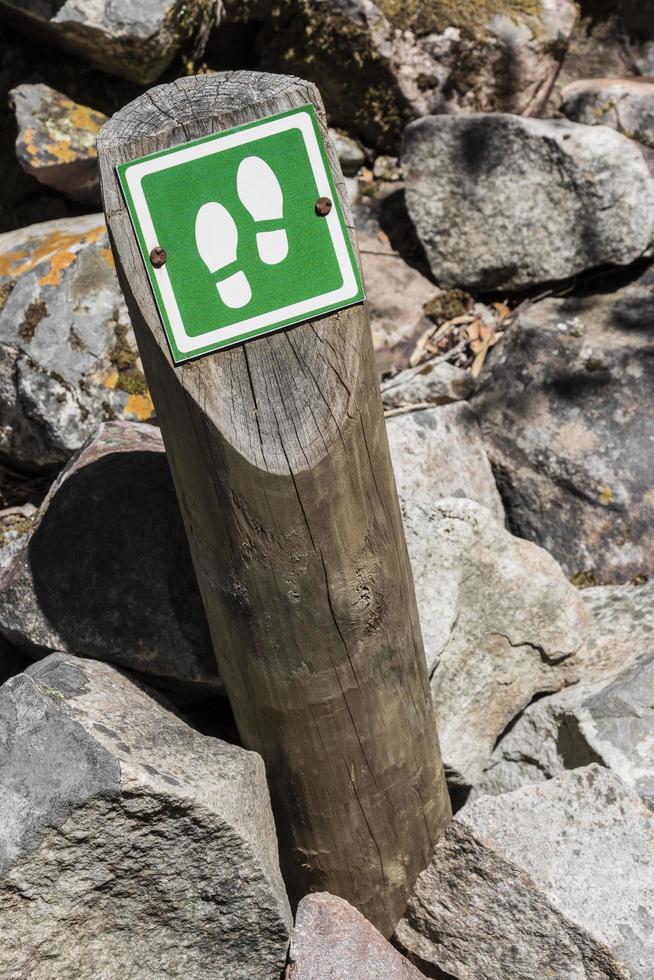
[195,155,288,310]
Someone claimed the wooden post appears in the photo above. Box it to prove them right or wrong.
[97,71,451,937]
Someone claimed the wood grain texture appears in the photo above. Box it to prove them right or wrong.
[97,71,451,937]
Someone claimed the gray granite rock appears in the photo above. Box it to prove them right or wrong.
[0,422,219,701]
[561,77,654,151]
[477,653,654,809]
[286,892,424,979]
[472,265,654,583]
[403,113,654,291]
[329,129,365,177]
[232,0,576,151]
[0,0,218,84]
[0,214,154,472]
[386,491,588,786]
[475,582,654,805]
[10,84,106,205]
[0,652,291,980]
[396,766,654,979]
[387,404,504,524]
[382,361,474,409]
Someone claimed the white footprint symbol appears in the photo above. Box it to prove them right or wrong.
[237,156,289,265]
[195,201,252,309]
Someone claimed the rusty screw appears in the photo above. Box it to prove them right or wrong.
[315,196,332,217]
[149,246,167,268]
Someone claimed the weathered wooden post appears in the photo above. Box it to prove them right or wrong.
[97,71,451,937]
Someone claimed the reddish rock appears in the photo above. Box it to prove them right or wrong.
[286,893,425,978]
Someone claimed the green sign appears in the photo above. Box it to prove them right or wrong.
[117,104,365,363]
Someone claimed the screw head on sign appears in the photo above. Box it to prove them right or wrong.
[315,196,332,217]
[149,246,167,268]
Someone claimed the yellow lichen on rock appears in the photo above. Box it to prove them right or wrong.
[0,225,106,287]
[124,393,155,421]
[376,0,546,37]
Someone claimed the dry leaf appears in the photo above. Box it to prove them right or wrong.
[470,337,492,377]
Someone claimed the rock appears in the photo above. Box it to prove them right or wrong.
[0,652,291,979]
[373,155,401,182]
[354,187,436,367]
[402,113,654,291]
[286,892,424,979]
[581,581,654,678]
[381,361,475,409]
[396,766,654,980]
[475,582,654,805]
[387,404,504,524]
[236,0,577,151]
[10,84,106,205]
[0,214,155,472]
[388,405,587,786]
[561,77,654,151]
[0,422,219,701]
[0,0,218,85]
[385,485,588,785]
[329,128,365,176]
[471,266,654,583]
[549,6,635,109]
[477,653,654,810]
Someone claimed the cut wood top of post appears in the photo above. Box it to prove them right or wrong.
[97,72,364,475]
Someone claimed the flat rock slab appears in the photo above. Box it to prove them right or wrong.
[286,892,424,978]
[472,264,654,583]
[0,0,218,84]
[561,77,654,150]
[10,83,106,205]
[403,113,654,291]
[0,421,219,701]
[396,766,654,979]
[0,652,291,979]
[0,214,155,471]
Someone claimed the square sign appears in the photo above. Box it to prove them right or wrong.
[117,104,365,363]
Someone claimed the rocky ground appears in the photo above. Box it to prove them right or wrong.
[0,2,653,978]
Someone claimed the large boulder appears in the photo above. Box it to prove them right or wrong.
[387,403,505,523]
[388,492,588,786]
[476,582,654,805]
[0,653,291,979]
[471,265,654,583]
[0,214,155,472]
[286,892,424,979]
[0,422,219,701]
[10,84,106,205]
[0,0,218,84]
[402,113,654,291]
[396,766,654,979]
[231,0,577,151]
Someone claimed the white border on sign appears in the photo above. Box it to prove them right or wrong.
[123,111,358,354]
